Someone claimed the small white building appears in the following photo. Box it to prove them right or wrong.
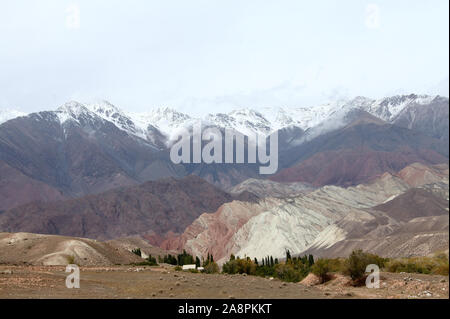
[182,264,196,270]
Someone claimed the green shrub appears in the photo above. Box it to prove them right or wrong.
[434,263,449,276]
[222,259,239,274]
[222,258,256,275]
[174,266,182,271]
[325,258,346,273]
[274,263,303,283]
[385,255,449,275]
[204,262,220,274]
[311,258,330,283]
[66,255,76,265]
[344,250,377,283]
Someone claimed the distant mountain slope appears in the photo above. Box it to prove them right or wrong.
[0,160,65,211]
[397,162,449,187]
[229,178,315,198]
[163,169,413,262]
[373,187,449,222]
[302,216,449,259]
[299,175,449,258]
[0,94,447,206]
[272,111,448,186]
[0,102,185,204]
[0,175,252,242]
[162,163,448,262]
[392,95,449,142]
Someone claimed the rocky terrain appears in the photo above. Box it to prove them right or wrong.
[0,175,256,243]
[163,163,449,263]
[229,178,315,198]
[1,159,447,266]
[272,112,448,186]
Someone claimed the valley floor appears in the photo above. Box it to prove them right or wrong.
[0,265,447,299]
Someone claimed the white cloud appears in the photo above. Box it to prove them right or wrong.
[65,3,80,30]
[365,4,380,29]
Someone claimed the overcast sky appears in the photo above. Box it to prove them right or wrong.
[1,0,448,115]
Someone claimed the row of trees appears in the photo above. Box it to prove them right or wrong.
[132,247,222,272]
[157,250,217,269]
[134,246,411,285]
[221,250,316,282]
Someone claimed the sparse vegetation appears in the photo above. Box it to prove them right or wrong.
[66,255,76,265]
[385,254,449,275]
[134,254,159,266]
[162,248,447,286]
[274,263,303,282]
[203,262,220,274]
[342,250,389,285]
[222,251,314,283]
[311,258,330,283]
[222,256,257,275]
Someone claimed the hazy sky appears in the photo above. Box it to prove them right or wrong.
[1,0,448,115]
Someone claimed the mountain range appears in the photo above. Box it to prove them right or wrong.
[2,94,448,143]
[162,162,449,262]
[1,94,448,205]
[0,93,448,262]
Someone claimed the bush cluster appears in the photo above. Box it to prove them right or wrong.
[385,254,449,275]
[222,251,314,283]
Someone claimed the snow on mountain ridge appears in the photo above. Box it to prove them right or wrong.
[128,107,192,137]
[4,93,442,145]
[0,109,26,124]
[56,101,94,124]
[86,100,148,139]
[55,94,446,143]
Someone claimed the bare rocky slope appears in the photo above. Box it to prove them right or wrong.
[272,112,448,186]
[0,232,144,266]
[0,160,66,211]
[0,175,256,243]
[163,163,449,263]
[229,178,315,198]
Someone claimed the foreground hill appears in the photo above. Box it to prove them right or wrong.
[0,232,143,266]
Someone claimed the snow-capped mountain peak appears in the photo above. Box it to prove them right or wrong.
[87,100,123,118]
[205,108,272,136]
[128,107,192,139]
[150,106,191,122]
[4,93,444,148]
[349,94,438,122]
[55,101,94,124]
[85,100,148,139]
